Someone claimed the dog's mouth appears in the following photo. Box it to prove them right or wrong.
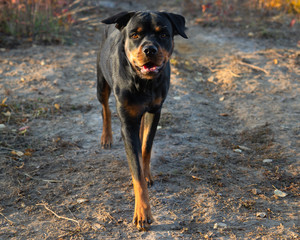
[137,62,164,75]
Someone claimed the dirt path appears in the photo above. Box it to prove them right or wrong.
[1,1,299,239]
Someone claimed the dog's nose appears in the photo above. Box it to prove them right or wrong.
[143,45,158,56]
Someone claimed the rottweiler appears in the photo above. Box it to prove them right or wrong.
[96,11,187,230]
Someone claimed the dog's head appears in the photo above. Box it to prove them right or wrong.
[102,11,188,79]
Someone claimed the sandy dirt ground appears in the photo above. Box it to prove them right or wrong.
[0,0,299,239]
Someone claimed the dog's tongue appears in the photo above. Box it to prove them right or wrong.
[141,63,159,74]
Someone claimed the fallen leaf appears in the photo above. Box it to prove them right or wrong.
[54,104,60,110]
[234,149,242,153]
[19,129,27,135]
[274,59,278,64]
[263,159,273,163]
[256,212,266,218]
[2,111,11,117]
[204,231,213,239]
[1,97,8,106]
[19,126,29,132]
[77,198,89,204]
[213,222,227,229]
[289,18,296,28]
[219,113,229,117]
[192,175,202,180]
[274,189,287,197]
[16,162,25,169]
[24,149,34,156]
[238,145,251,151]
[92,223,103,230]
[54,137,61,143]
[11,150,24,157]
[219,96,225,101]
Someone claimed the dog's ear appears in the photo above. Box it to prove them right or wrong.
[161,12,188,39]
[101,11,135,30]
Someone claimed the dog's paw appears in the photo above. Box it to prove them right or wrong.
[101,132,113,149]
[143,166,153,187]
[133,204,153,231]
[145,174,153,187]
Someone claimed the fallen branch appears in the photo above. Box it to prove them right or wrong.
[0,212,15,225]
[37,203,80,226]
[238,61,269,75]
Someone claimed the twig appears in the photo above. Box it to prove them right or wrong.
[58,228,81,239]
[66,206,77,220]
[238,61,269,75]
[17,171,62,183]
[0,146,15,151]
[228,69,240,77]
[0,212,15,225]
[56,6,96,19]
[68,0,81,9]
[191,175,203,181]
[208,66,218,73]
[37,203,80,226]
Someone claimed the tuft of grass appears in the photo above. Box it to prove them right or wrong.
[0,0,75,46]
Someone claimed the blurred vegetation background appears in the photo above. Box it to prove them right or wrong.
[0,0,75,46]
[0,0,299,48]
[257,0,299,12]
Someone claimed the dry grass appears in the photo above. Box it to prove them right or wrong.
[0,0,74,45]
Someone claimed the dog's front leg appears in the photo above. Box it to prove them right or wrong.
[140,111,161,187]
[117,103,154,231]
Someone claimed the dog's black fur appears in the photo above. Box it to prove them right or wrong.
[97,11,187,230]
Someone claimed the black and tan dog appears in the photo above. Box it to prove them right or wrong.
[96,11,187,230]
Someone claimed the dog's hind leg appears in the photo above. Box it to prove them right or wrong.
[97,63,113,149]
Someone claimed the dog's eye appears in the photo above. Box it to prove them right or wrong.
[131,33,139,39]
[160,33,168,39]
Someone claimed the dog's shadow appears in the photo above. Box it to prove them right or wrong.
[149,222,181,232]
